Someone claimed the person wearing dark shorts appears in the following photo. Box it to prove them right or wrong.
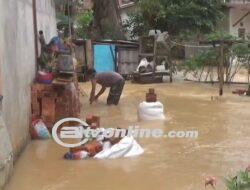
[87,69,125,105]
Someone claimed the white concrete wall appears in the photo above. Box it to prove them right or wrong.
[36,0,57,55]
[229,8,250,38]
[0,0,56,188]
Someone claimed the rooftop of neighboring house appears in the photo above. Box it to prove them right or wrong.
[116,0,136,9]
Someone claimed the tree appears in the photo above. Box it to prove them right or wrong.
[232,43,250,85]
[55,0,126,40]
[124,0,226,38]
[75,10,94,39]
[92,0,126,40]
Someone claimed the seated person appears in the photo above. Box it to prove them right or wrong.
[137,57,154,73]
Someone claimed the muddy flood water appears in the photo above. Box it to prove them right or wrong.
[5,81,250,190]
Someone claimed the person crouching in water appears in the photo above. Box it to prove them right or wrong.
[87,69,125,105]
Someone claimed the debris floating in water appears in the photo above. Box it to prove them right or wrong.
[204,175,217,188]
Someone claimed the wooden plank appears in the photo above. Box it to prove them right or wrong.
[86,39,93,68]
[139,53,154,57]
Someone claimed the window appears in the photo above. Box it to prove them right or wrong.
[238,28,246,40]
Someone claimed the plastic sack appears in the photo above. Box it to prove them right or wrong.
[124,138,144,158]
[94,136,144,159]
[71,151,89,160]
[156,64,166,71]
[32,119,50,139]
[138,101,165,121]
[137,58,148,72]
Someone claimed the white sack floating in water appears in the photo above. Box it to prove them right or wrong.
[94,136,144,159]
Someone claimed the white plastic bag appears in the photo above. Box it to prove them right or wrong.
[124,138,144,158]
[34,120,50,139]
[138,101,165,121]
[94,136,144,159]
[137,58,148,72]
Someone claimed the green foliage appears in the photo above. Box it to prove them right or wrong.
[56,12,70,30]
[183,31,250,82]
[224,171,250,190]
[124,0,226,38]
[55,0,87,36]
[185,49,219,72]
[38,52,57,72]
[123,10,149,39]
[75,10,93,39]
[231,43,250,60]
[185,32,249,70]
[206,31,239,42]
[232,43,250,74]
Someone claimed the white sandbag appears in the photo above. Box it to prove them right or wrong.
[124,138,144,158]
[139,113,165,121]
[139,102,164,116]
[156,31,169,42]
[149,30,161,36]
[138,101,165,121]
[156,64,165,71]
[94,136,144,159]
[137,58,148,71]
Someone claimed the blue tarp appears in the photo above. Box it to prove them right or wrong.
[94,44,115,73]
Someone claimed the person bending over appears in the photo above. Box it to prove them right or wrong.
[87,69,125,105]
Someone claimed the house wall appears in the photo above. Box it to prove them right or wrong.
[36,0,57,55]
[0,0,57,188]
[229,8,250,38]
[217,9,230,32]
[117,47,139,75]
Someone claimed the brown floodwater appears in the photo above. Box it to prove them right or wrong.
[5,81,250,190]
